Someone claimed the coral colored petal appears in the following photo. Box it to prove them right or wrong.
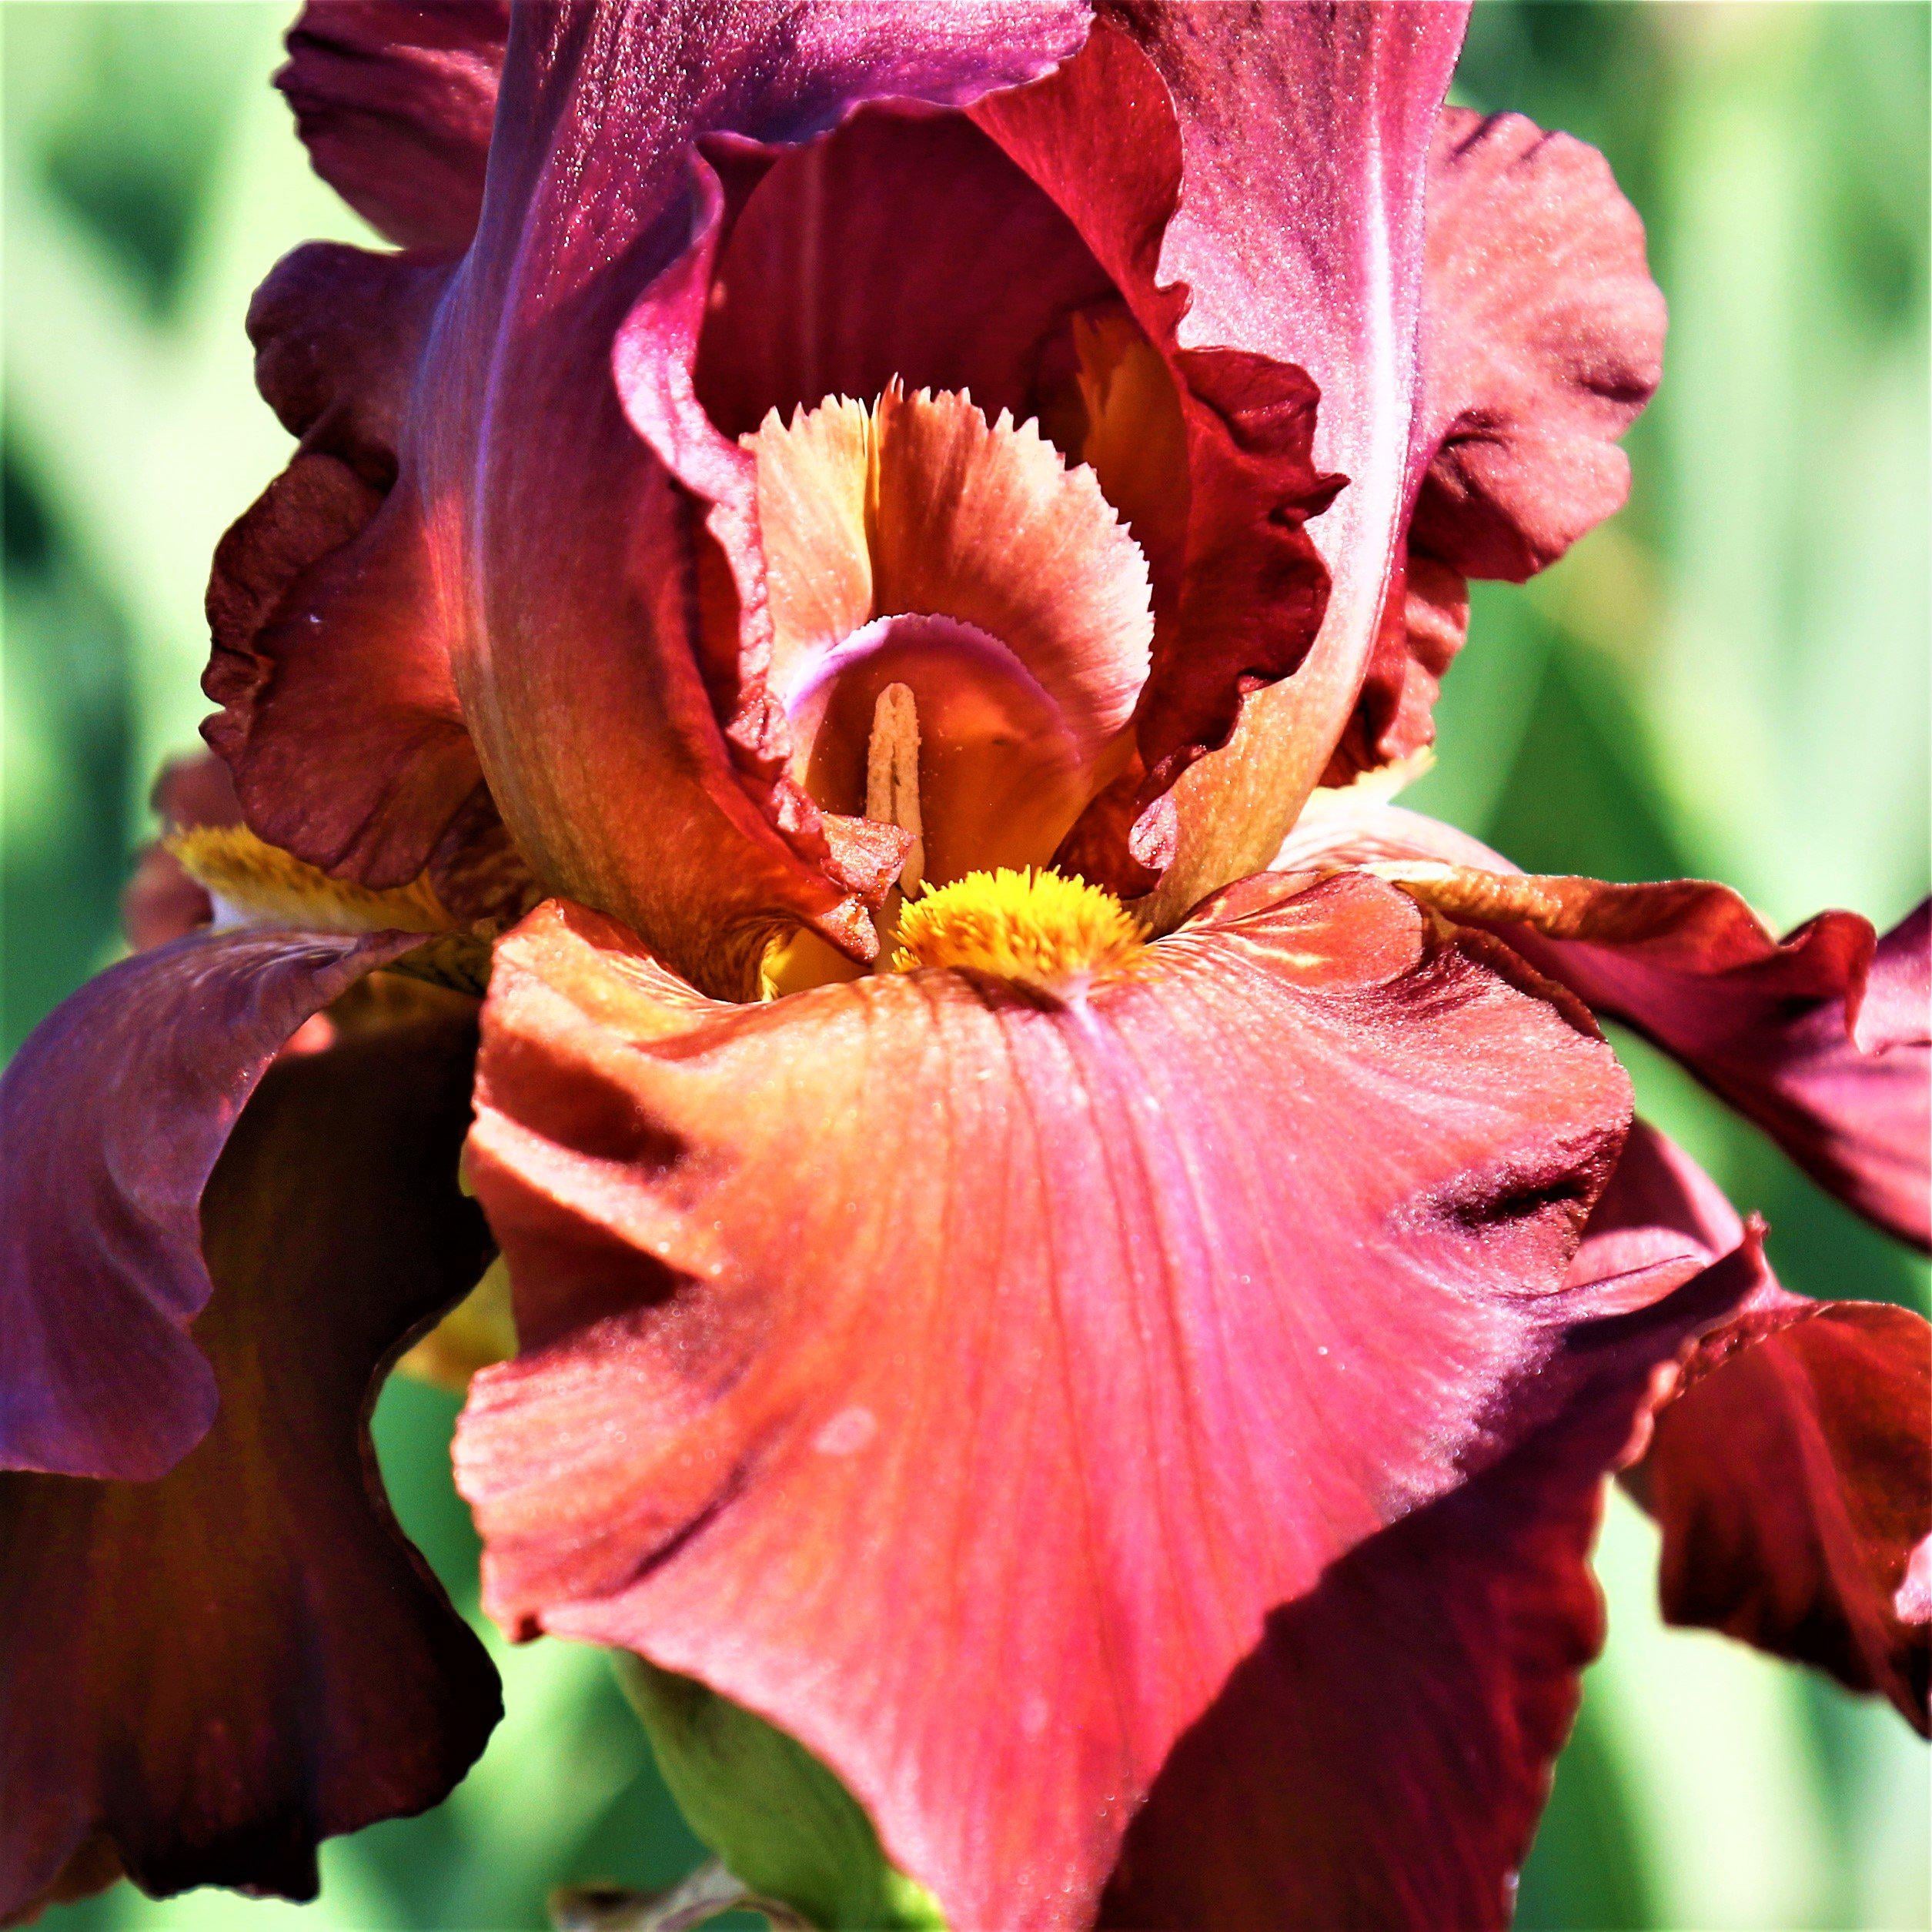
[278,0,508,251]
[0,1002,500,1920]
[1279,804,1930,1249]
[453,875,1744,1929]
[0,928,425,1480]
[1573,1124,1930,1729]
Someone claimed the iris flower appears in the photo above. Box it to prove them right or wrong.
[2,2,1925,1927]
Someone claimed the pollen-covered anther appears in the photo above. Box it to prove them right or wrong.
[891,867,1147,994]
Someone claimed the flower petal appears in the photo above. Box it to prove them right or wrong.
[1575,1124,1931,1730]
[0,998,500,1920]
[453,873,1746,1929]
[201,239,529,911]
[1280,802,1930,1248]
[1326,102,1664,782]
[0,928,423,1479]
[1412,109,1665,580]
[976,8,1469,911]
[278,0,508,252]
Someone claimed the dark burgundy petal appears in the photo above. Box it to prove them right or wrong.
[452,874,1750,1928]
[1411,108,1664,580]
[278,0,509,252]
[1571,1124,1931,1730]
[1279,802,1930,1248]
[0,928,422,1480]
[0,1000,500,1920]
[1646,1295,1930,1731]
[1101,1287,1733,1928]
[201,242,509,896]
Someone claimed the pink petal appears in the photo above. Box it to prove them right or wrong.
[454,874,1743,1928]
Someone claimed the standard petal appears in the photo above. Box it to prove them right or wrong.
[0,928,424,1479]
[278,0,508,251]
[0,998,500,1921]
[1574,1124,1931,1730]
[453,874,1749,1929]
[1280,802,1930,1248]
[977,6,1468,914]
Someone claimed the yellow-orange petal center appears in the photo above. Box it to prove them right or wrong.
[169,824,450,934]
[891,867,1146,994]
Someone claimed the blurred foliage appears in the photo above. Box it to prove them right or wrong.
[3,4,1927,1929]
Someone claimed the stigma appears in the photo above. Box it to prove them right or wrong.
[865,681,924,894]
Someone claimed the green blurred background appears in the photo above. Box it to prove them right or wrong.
[3,3,1927,1927]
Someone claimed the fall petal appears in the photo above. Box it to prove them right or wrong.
[0,1001,500,1920]
[452,874,1752,1929]
[1574,1124,1930,1729]
[0,928,424,1480]
[278,0,508,252]
[1279,803,1930,1248]
[1646,1296,1930,1730]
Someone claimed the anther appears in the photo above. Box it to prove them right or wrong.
[866,681,924,893]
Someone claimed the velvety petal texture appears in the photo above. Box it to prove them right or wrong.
[0,1000,500,1921]
[0,927,424,1480]
[1331,105,1664,780]
[279,0,508,251]
[1576,1126,1931,1730]
[1279,801,1931,1248]
[980,4,1468,915]
[456,874,1750,1929]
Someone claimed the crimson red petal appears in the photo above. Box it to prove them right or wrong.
[278,0,508,252]
[1569,1123,1930,1730]
[0,928,423,1479]
[1332,105,1665,782]
[1281,803,1930,1248]
[453,874,1753,1928]
[0,1000,500,1921]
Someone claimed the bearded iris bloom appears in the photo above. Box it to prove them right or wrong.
[2,2,1927,1927]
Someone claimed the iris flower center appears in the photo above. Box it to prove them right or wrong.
[749,382,1155,989]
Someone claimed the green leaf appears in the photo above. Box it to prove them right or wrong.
[617,1660,945,1932]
